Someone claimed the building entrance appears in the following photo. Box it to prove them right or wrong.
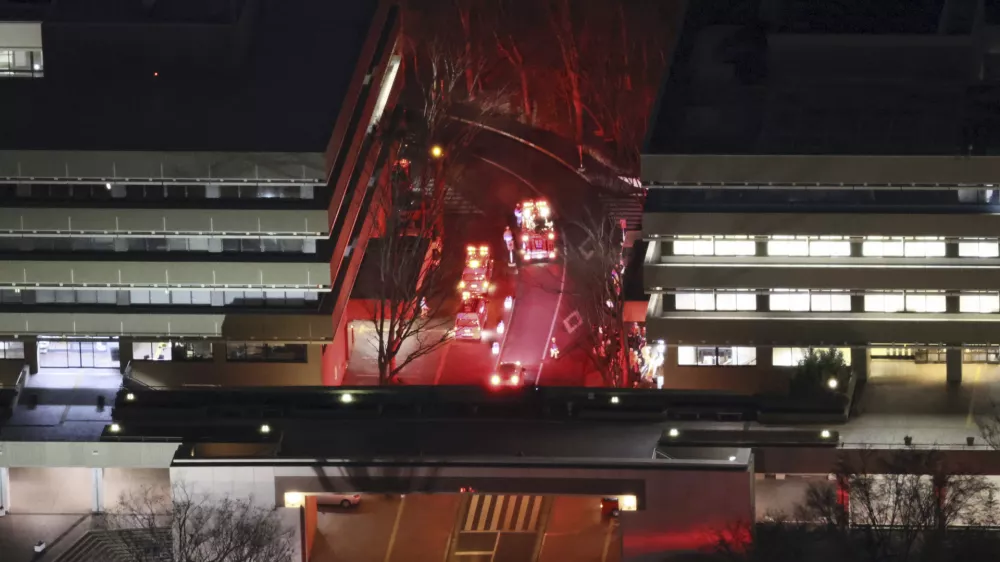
[38,338,120,369]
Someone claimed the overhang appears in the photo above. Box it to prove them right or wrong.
[0,150,325,184]
[643,212,1000,238]
[641,155,1000,186]
[0,208,328,237]
[645,260,1000,291]
[646,314,1000,346]
[0,260,330,289]
[0,312,225,337]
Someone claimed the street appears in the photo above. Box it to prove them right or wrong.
[310,493,619,562]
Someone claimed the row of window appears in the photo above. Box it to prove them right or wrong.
[0,341,25,359]
[671,235,1000,258]
[0,289,321,307]
[132,341,308,363]
[0,236,318,254]
[0,184,316,201]
[673,290,1000,313]
[678,346,852,367]
[0,49,43,78]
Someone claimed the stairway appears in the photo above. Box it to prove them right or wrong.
[54,529,171,562]
[599,192,645,231]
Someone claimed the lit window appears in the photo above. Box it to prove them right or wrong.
[675,290,757,311]
[864,293,905,312]
[863,236,905,257]
[767,236,809,257]
[714,236,755,256]
[905,292,947,313]
[810,291,852,312]
[773,347,851,366]
[809,237,851,257]
[770,289,811,311]
[679,346,756,366]
[960,293,1000,313]
[905,237,946,258]
[959,239,999,258]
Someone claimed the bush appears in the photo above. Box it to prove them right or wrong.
[789,348,849,397]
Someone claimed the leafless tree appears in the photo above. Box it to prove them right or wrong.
[975,400,1000,450]
[103,483,295,562]
[548,0,587,169]
[494,0,540,124]
[559,209,629,387]
[714,448,1000,562]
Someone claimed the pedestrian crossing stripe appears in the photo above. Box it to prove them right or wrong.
[462,495,543,533]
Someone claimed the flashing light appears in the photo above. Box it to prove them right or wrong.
[610,396,620,404]
[125,392,135,401]
[547,232,554,240]
[340,393,354,404]
[467,245,476,253]
[515,361,521,366]
[504,296,513,310]
[548,251,555,259]
[492,342,500,355]
[461,291,471,300]
[524,253,532,260]
[496,321,504,335]
[521,235,528,242]
[479,246,489,255]
[538,205,550,219]
[482,281,489,290]
[260,423,271,434]
[109,423,121,433]
[510,375,520,385]
[468,260,480,269]
[430,145,444,158]
[459,281,466,289]
[490,374,501,386]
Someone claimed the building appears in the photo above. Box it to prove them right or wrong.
[642,0,1000,393]
[0,0,402,388]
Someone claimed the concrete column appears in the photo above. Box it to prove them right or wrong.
[0,466,10,513]
[851,347,870,381]
[945,242,959,258]
[851,294,865,313]
[661,293,675,312]
[756,292,769,312]
[947,347,963,385]
[118,338,134,374]
[24,338,38,375]
[92,468,105,513]
[850,240,864,258]
[660,240,672,257]
[946,292,960,314]
[755,240,768,257]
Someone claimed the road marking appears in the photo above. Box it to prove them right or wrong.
[432,339,453,385]
[462,495,544,532]
[579,240,595,260]
[536,263,568,386]
[382,495,407,562]
[601,519,618,562]
[473,155,544,196]
[562,310,582,334]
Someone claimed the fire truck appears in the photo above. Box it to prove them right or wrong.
[455,292,488,341]
[458,244,493,296]
[518,199,556,262]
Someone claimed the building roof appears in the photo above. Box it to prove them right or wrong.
[0,0,380,152]
[645,0,991,157]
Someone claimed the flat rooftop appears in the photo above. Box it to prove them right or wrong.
[646,0,991,156]
[0,0,378,152]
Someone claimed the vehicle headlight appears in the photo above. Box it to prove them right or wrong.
[490,375,501,386]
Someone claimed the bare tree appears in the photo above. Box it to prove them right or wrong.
[104,483,294,562]
[559,210,629,387]
[494,0,539,124]
[714,448,1000,562]
[548,0,588,169]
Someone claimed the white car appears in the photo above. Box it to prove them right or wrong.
[315,493,361,508]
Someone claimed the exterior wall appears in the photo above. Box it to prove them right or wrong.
[102,468,171,511]
[662,346,790,395]
[172,462,751,562]
[8,467,91,513]
[131,343,326,387]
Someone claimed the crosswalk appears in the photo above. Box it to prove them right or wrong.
[462,494,544,533]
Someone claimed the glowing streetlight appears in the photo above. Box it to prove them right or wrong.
[430,145,444,159]
[827,378,839,390]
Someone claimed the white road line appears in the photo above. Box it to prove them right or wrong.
[432,340,453,385]
[382,495,407,562]
[536,263,568,386]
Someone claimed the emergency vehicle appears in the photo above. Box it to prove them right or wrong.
[518,199,556,262]
[458,244,493,296]
[455,292,488,340]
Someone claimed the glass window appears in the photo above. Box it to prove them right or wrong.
[768,235,809,257]
[675,290,756,311]
[0,48,43,77]
[862,236,905,257]
[225,342,308,362]
[960,293,1000,313]
[959,239,1000,258]
[810,291,851,312]
[772,347,810,367]
[0,341,25,359]
[809,237,851,257]
[905,237,946,258]
[865,292,905,312]
[171,341,213,361]
[132,341,172,361]
[673,236,714,256]
[770,289,810,311]
[714,236,755,256]
[679,346,756,366]
[905,292,947,313]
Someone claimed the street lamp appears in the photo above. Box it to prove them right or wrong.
[430,144,444,159]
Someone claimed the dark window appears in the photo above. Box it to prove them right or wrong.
[226,342,308,362]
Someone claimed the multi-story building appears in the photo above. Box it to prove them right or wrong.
[0,0,402,388]
[642,0,1000,393]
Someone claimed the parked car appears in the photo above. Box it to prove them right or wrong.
[315,493,361,508]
